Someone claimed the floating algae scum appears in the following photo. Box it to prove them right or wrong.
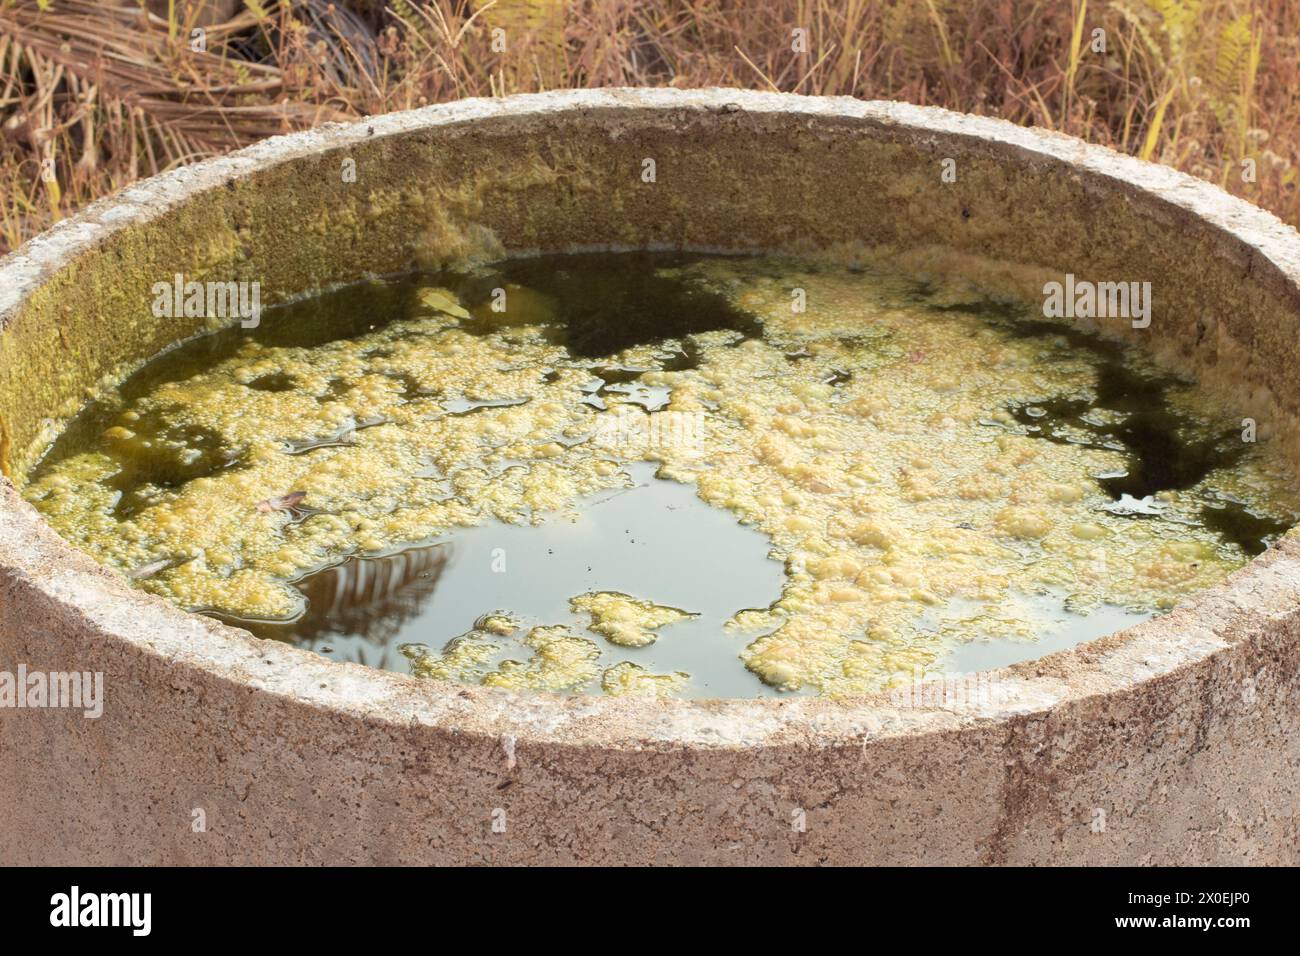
[3,90,1300,864]
[21,253,1300,697]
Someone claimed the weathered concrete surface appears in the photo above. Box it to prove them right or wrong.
[1,89,1298,865]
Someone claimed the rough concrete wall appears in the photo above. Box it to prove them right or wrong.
[2,91,1299,865]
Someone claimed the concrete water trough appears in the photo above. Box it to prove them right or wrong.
[2,89,1299,865]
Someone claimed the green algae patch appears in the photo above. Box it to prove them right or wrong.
[571,591,697,648]
[402,612,688,695]
[22,252,1300,697]
[600,661,691,697]
[406,619,607,694]
[481,625,603,693]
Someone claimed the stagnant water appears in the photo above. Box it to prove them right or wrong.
[23,253,1300,697]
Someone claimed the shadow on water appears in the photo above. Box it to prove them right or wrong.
[28,277,422,488]
[450,252,764,357]
[929,294,1293,557]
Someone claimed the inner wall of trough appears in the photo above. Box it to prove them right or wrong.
[3,106,1300,484]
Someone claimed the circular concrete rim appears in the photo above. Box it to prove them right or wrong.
[3,87,1300,751]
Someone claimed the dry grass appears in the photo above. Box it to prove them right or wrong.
[1,0,1296,253]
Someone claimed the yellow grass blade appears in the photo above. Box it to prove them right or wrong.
[1140,86,1177,162]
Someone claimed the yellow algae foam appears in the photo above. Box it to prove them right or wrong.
[570,591,697,648]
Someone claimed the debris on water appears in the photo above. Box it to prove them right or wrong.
[418,287,471,319]
[283,416,386,454]
[1101,494,1165,517]
[255,490,326,523]
[442,396,530,416]
[256,491,307,513]
[128,555,193,580]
